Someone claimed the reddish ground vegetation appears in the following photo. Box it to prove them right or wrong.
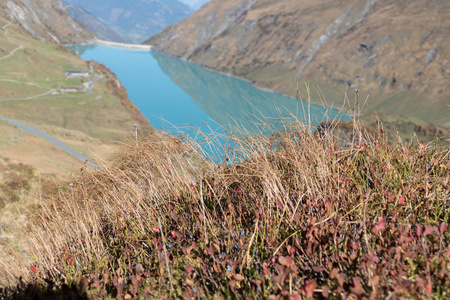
[1,121,449,299]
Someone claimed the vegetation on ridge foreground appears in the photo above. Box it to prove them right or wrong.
[1,119,449,299]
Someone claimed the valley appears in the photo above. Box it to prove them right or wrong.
[0,0,448,297]
[149,0,450,132]
[63,0,195,43]
[64,3,130,43]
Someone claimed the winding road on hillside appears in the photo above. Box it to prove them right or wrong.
[0,116,96,168]
[0,22,98,168]
[0,74,101,103]
[0,23,23,61]
[0,76,101,167]
[0,82,100,167]
[0,45,23,62]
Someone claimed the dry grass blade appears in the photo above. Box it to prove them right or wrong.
[1,113,448,299]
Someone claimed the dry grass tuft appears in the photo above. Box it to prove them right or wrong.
[1,117,449,299]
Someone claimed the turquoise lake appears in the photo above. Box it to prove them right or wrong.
[71,45,349,137]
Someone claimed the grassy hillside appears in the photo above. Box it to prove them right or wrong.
[1,117,449,298]
[0,18,151,176]
[0,17,153,286]
[0,157,59,286]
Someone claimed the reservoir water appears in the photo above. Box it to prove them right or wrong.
[71,45,349,138]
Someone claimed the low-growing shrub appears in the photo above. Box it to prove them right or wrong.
[2,120,449,299]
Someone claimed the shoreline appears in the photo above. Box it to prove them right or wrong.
[66,39,152,51]
[68,43,449,135]
[68,42,300,101]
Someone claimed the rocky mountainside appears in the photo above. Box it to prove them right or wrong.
[0,0,94,44]
[148,0,450,128]
[63,0,194,43]
[65,3,130,43]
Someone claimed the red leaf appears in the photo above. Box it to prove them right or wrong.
[152,227,160,233]
[388,194,395,202]
[372,275,380,287]
[417,225,423,237]
[336,273,347,287]
[322,286,330,298]
[371,218,385,236]
[415,275,425,288]
[330,268,339,279]
[313,266,325,272]
[352,277,364,295]
[440,222,447,234]
[206,245,214,257]
[30,266,37,274]
[369,250,380,264]
[229,280,237,292]
[93,277,101,288]
[263,263,270,275]
[233,274,245,281]
[303,280,316,298]
[279,256,292,267]
[187,265,193,277]
[426,284,432,295]
[398,197,405,205]
[424,226,437,236]
[287,245,296,256]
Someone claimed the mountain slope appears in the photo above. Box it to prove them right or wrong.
[0,16,155,284]
[0,0,94,44]
[148,0,450,128]
[63,0,193,43]
[0,16,151,176]
[65,4,129,43]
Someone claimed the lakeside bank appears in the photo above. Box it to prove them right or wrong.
[67,39,152,51]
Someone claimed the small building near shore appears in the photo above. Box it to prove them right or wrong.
[64,70,90,78]
[60,86,85,93]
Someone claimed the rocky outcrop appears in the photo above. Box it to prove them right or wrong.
[0,0,94,44]
[295,0,378,80]
[148,0,450,126]
[148,0,258,59]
